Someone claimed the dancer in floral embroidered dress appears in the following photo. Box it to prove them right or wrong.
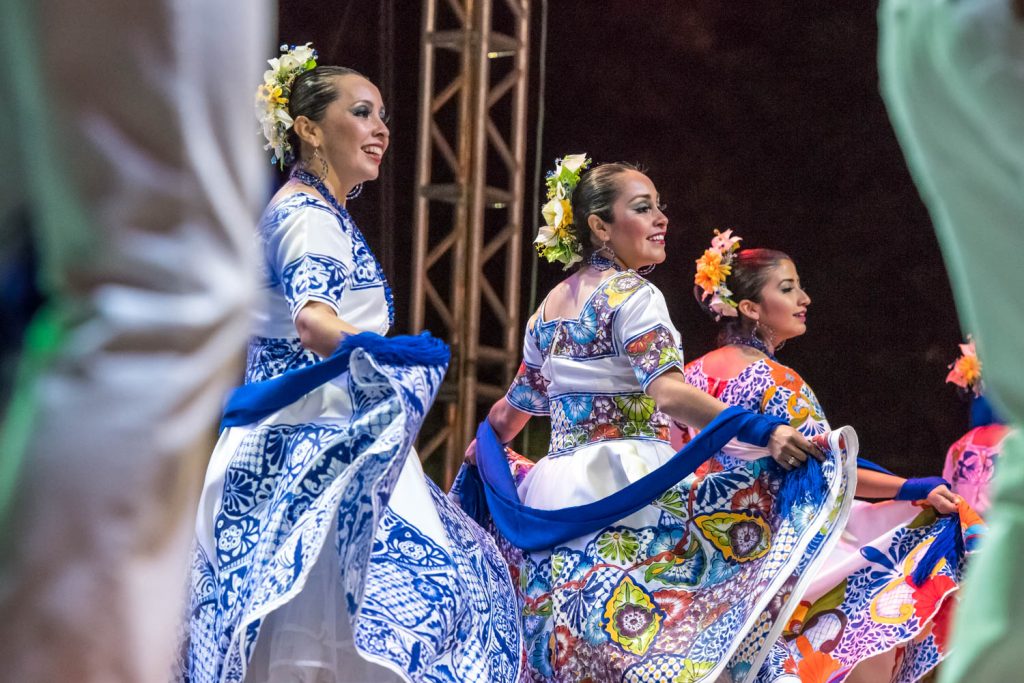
[683,240,984,683]
[942,338,1010,517]
[454,158,856,682]
[178,46,520,683]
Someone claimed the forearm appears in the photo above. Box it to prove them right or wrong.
[855,468,905,499]
[487,397,531,444]
[295,302,362,357]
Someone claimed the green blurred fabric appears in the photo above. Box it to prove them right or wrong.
[879,1,1024,681]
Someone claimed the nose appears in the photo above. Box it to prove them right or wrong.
[799,287,811,306]
[375,116,390,140]
[654,205,668,229]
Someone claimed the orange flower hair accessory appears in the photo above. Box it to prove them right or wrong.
[694,229,742,319]
[946,336,983,396]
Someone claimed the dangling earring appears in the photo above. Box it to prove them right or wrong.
[757,320,781,352]
[307,146,328,183]
[588,242,620,271]
[346,183,363,200]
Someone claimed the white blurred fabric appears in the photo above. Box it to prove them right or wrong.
[0,1,272,680]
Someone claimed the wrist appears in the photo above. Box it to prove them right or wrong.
[736,411,788,447]
[895,476,950,501]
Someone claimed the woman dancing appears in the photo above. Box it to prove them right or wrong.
[683,235,984,682]
[943,338,1010,516]
[455,157,855,682]
[178,45,520,683]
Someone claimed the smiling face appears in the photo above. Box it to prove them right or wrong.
[296,73,390,194]
[742,259,811,344]
[590,170,668,271]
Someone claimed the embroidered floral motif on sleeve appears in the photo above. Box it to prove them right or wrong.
[625,325,683,389]
[281,252,349,317]
[506,362,550,415]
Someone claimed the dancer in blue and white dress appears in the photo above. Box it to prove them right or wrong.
[178,47,520,683]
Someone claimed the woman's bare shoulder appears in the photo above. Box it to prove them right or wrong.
[700,346,762,380]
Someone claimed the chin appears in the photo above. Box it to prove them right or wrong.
[645,251,667,266]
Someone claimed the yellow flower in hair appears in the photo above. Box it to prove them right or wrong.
[541,197,572,231]
[256,42,318,169]
[535,154,590,269]
[694,248,730,296]
[256,84,288,111]
[956,355,981,386]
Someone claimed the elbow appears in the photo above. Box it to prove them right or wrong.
[294,307,336,357]
[488,398,526,441]
[294,313,316,350]
[645,383,672,414]
[296,327,322,356]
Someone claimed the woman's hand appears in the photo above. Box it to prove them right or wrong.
[768,425,825,470]
[927,484,961,515]
[464,439,478,465]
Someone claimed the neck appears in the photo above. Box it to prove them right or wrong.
[294,168,353,209]
[294,163,356,208]
[723,331,776,359]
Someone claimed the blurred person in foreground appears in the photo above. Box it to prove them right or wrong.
[878,0,1024,681]
[0,1,272,680]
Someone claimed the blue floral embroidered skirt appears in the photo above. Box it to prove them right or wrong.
[178,345,521,682]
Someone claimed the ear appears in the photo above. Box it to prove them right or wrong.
[292,115,322,149]
[737,299,760,322]
[588,213,610,244]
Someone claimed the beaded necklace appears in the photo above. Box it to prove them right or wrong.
[723,334,777,361]
[292,170,395,329]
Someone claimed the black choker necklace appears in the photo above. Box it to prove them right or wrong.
[724,334,776,360]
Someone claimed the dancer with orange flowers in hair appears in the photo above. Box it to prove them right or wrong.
[454,156,857,682]
[943,339,1011,517]
[682,233,985,682]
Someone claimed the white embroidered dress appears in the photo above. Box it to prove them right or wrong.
[509,271,684,514]
[180,194,520,683]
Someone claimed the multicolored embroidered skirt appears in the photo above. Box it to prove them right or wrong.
[781,499,986,682]
[453,428,858,682]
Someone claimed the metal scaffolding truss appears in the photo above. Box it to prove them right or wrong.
[411,0,531,484]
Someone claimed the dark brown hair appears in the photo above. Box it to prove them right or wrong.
[286,66,365,166]
[569,162,643,263]
[695,247,792,344]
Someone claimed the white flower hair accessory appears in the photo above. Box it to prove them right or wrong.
[694,229,743,320]
[534,153,591,270]
[255,43,318,169]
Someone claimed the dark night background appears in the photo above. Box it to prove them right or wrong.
[280,1,968,477]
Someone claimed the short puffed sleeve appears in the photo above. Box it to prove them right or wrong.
[614,284,684,390]
[504,315,550,415]
[265,198,355,321]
